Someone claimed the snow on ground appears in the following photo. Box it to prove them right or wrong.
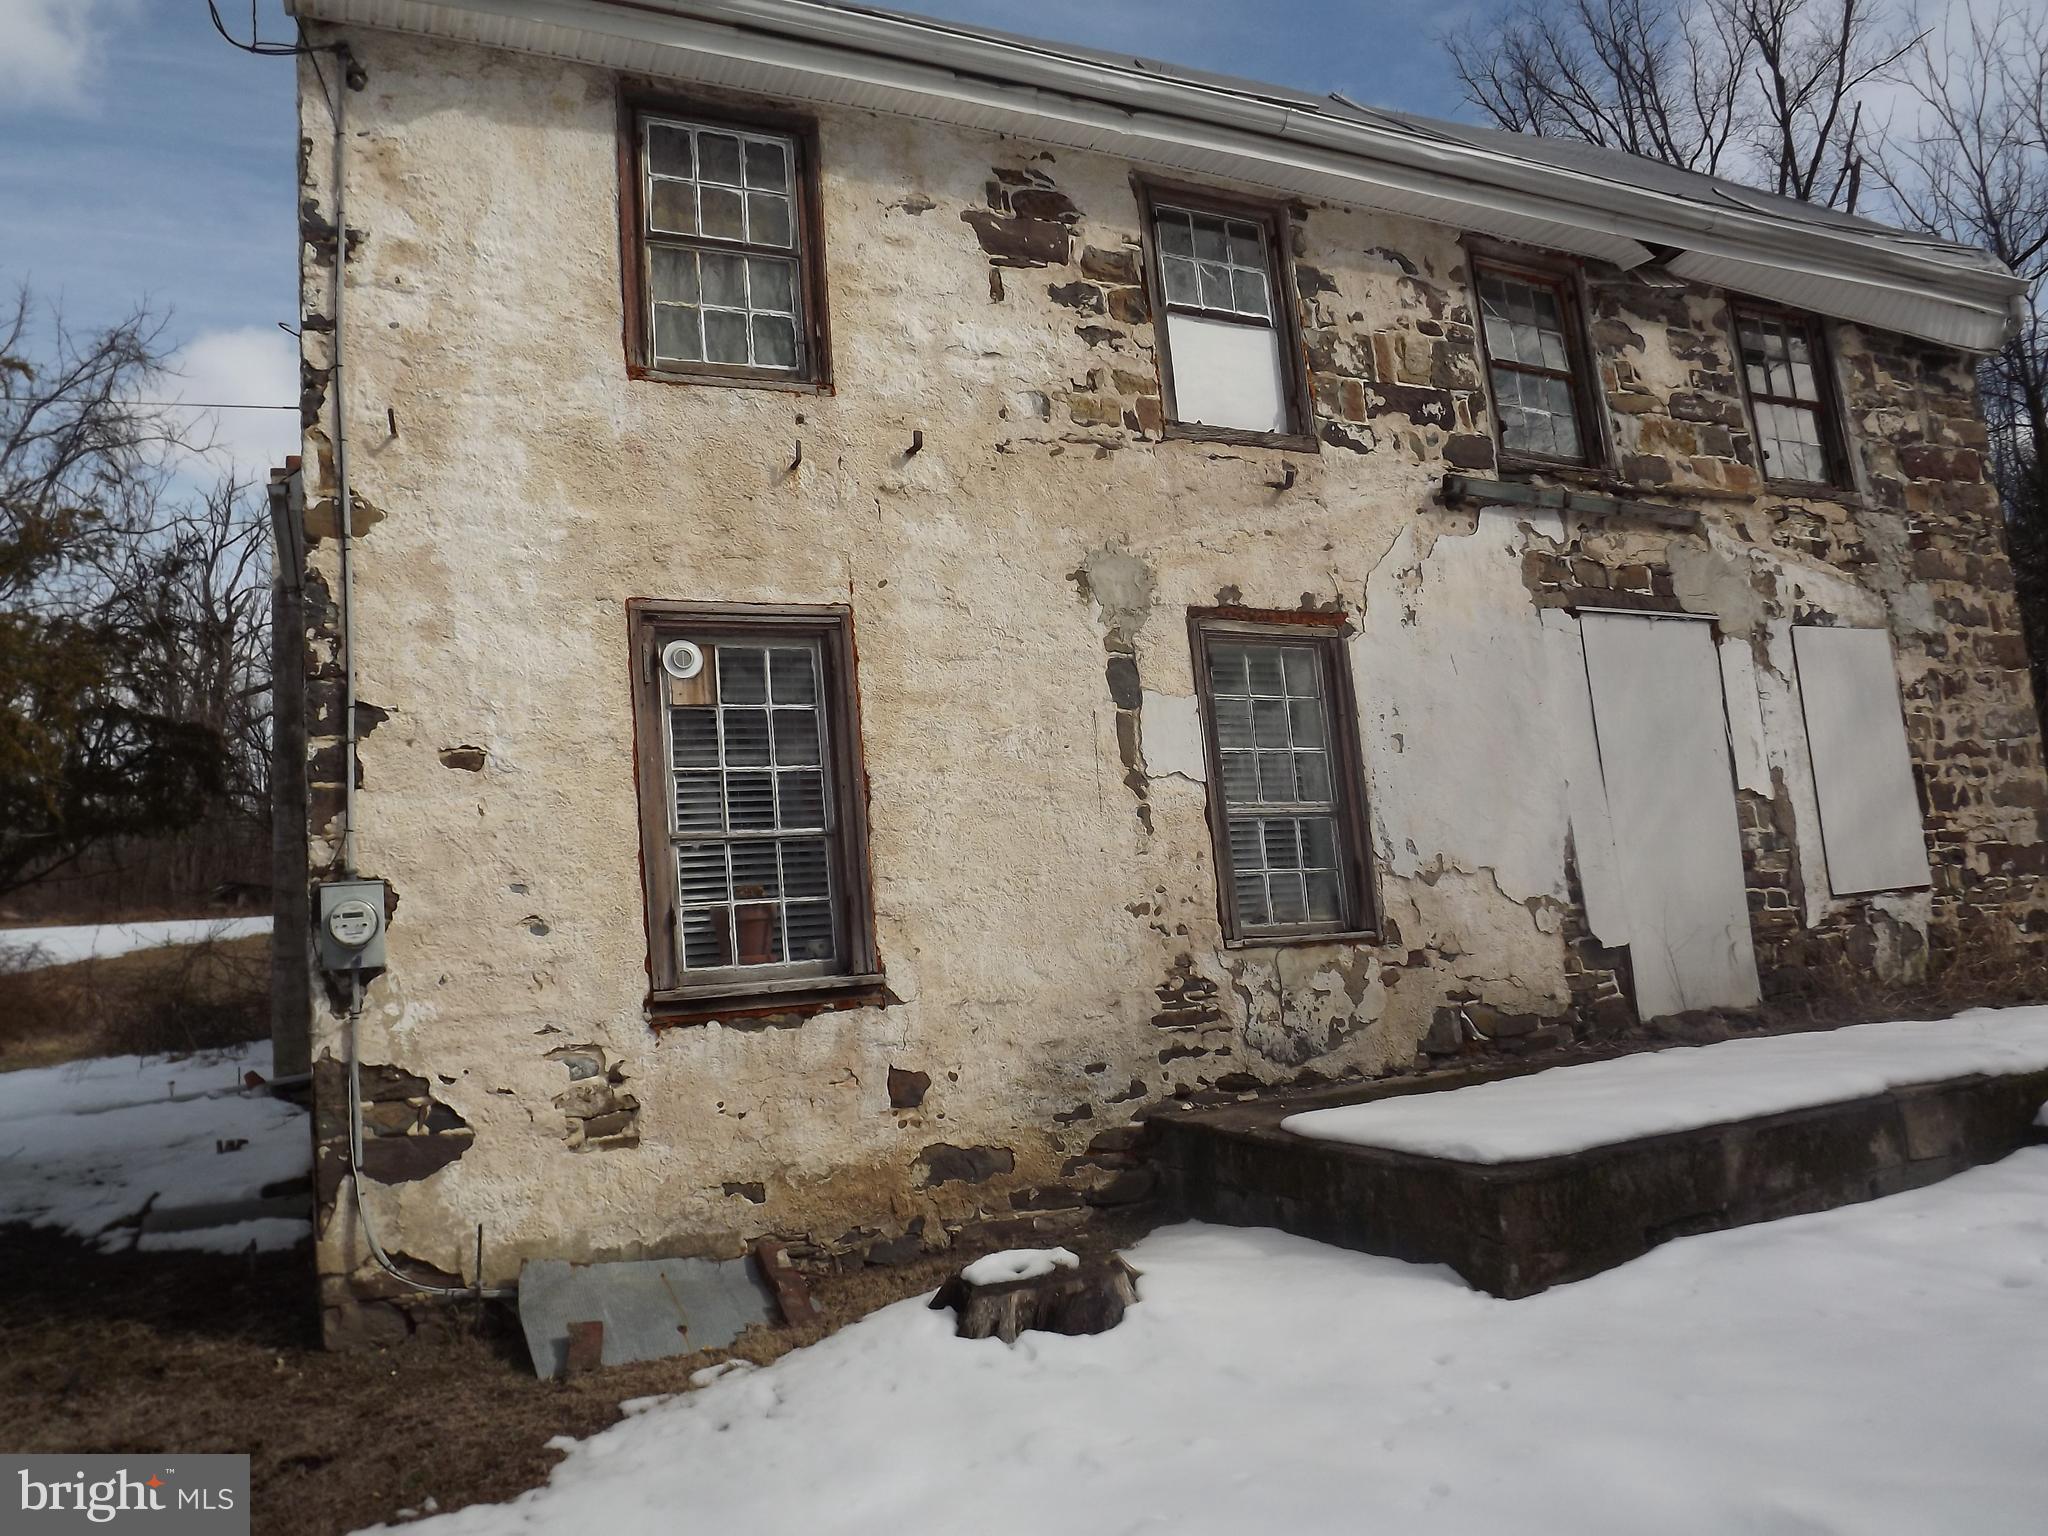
[385,1152,2048,1536]
[0,916,273,971]
[1285,1008,2048,1161]
[0,1042,310,1252]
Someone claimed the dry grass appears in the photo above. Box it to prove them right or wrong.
[0,936,269,1073]
[0,1217,1153,1536]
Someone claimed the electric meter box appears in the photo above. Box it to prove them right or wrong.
[317,878,390,972]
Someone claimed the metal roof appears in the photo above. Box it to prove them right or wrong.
[288,0,2027,351]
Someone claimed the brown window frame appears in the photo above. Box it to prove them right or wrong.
[627,600,878,1017]
[616,87,834,393]
[1189,610,1376,946]
[1728,302,1852,491]
[1136,177,1319,453]
[1469,252,1607,472]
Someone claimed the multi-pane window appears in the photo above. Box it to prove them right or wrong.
[1476,267,1594,463]
[630,606,876,1005]
[1145,191,1302,438]
[633,110,823,382]
[1735,309,1839,485]
[668,642,835,972]
[1195,624,1372,940]
[1155,207,1274,321]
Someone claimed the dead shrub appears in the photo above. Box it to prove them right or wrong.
[0,931,269,1071]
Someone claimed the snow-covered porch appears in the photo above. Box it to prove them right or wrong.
[1149,1013,2048,1296]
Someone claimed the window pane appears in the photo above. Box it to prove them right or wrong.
[731,841,780,900]
[682,907,732,969]
[1229,818,1264,872]
[752,314,798,370]
[701,186,746,240]
[677,842,729,905]
[785,901,835,962]
[1268,871,1307,923]
[1157,210,1193,257]
[1258,750,1295,801]
[749,257,797,314]
[1252,697,1290,748]
[648,123,693,179]
[1305,869,1342,922]
[1288,698,1324,747]
[1198,262,1233,310]
[649,180,697,236]
[1301,816,1339,869]
[748,193,793,248]
[651,247,699,305]
[727,772,776,830]
[670,707,717,766]
[724,708,771,766]
[653,305,702,363]
[701,251,747,308]
[734,903,783,964]
[1295,751,1332,802]
[1214,696,1254,751]
[1245,648,1286,697]
[1281,647,1317,696]
[675,773,723,833]
[1232,268,1271,318]
[704,309,749,363]
[770,648,816,704]
[698,132,743,185]
[744,138,788,191]
[1227,221,1263,266]
[1221,751,1260,802]
[782,838,830,899]
[1262,818,1300,869]
[1161,255,1200,307]
[773,708,820,765]
[1192,214,1228,262]
[720,648,767,703]
[1233,870,1270,926]
[779,770,826,830]
[1208,645,1251,697]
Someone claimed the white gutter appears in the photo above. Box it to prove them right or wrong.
[287,0,2026,351]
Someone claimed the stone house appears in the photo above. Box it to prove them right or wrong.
[275,0,2045,1344]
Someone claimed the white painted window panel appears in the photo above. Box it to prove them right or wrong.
[1581,612,1761,1019]
[1716,635,1772,797]
[1792,627,1931,896]
[1165,312,1288,434]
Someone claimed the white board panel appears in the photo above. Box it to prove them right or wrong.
[1792,626,1932,896]
[1717,636,1773,797]
[1541,609,1628,946]
[1164,312,1288,434]
[1582,613,1760,1019]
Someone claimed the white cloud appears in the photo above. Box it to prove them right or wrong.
[161,325,301,480]
[0,0,126,113]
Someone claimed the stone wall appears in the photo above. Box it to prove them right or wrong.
[291,25,2046,1343]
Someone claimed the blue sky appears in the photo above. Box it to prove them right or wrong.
[0,0,1474,475]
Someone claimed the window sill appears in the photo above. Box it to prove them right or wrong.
[627,362,833,395]
[648,971,889,1028]
[1163,421,1321,454]
[1224,928,1378,952]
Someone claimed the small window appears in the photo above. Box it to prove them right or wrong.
[1734,307,1843,487]
[622,102,829,387]
[1474,264,1599,465]
[630,604,876,1008]
[1143,189,1307,442]
[1192,618,1374,941]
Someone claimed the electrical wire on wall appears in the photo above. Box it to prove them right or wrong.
[216,8,511,1302]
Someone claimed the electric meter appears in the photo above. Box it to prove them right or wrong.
[317,879,390,972]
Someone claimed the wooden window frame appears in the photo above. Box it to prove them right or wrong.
[1135,177,1319,453]
[1728,301,1852,492]
[617,86,834,393]
[628,600,878,1017]
[1468,249,1608,473]
[1189,609,1376,946]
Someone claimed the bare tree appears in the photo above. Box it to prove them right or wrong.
[1446,0,1917,211]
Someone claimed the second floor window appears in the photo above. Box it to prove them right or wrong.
[624,103,830,388]
[1734,307,1843,487]
[1144,189,1309,442]
[1475,264,1598,467]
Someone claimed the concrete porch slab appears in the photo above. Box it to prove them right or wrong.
[1149,1041,2048,1298]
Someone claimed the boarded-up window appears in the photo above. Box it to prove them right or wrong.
[629,603,877,1008]
[1143,188,1306,441]
[1792,626,1931,895]
[1191,617,1373,940]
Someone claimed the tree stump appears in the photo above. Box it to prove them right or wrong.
[930,1248,1140,1343]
